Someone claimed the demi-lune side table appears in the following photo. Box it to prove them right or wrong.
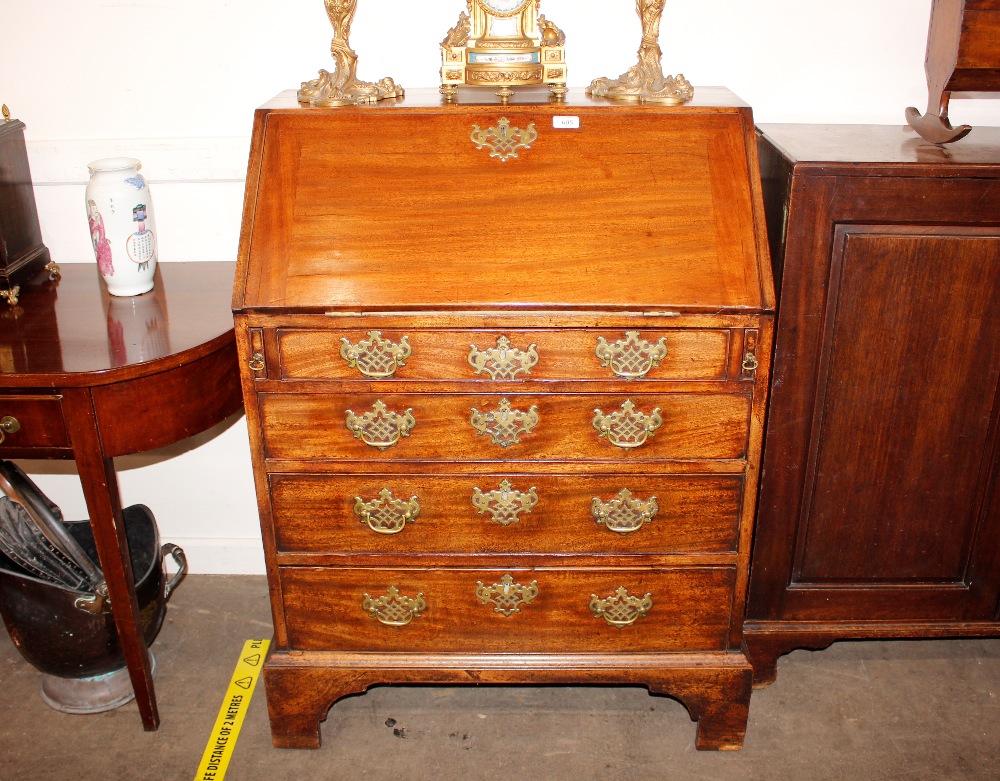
[0,261,241,730]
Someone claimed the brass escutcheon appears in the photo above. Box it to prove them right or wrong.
[470,399,540,448]
[472,479,538,526]
[470,117,538,162]
[591,489,659,534]
[475,574,539,617]
[594,331,668,379]
[362,586,427,627]
[339,331,412,378]
[589,587,654,627]
[592,400,662,449]
[0,416,20,445]
[345,401,416,451]
[468,335,539,380]
[354,489,420,535]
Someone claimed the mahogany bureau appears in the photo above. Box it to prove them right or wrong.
[233,89,774,750]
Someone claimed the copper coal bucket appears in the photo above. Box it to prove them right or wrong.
[0,504,186,712]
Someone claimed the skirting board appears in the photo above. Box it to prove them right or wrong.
[171,537,267,575]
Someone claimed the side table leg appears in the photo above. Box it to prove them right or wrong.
[63,390,159,730]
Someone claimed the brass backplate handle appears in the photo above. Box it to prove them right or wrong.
[591,489,659,534]
[354,489,421,535]
[592,400,662,449]
[0,416,20,445]
[362,586,427,627]
[589,587,654,627]
[345,401,416,451]
[475,574,539,617]
[340,331,412,378]
[594,331,668,379]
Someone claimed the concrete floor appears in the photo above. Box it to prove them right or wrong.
[1,575,998,781]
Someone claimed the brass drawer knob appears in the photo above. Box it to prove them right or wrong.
[339,331,412,378]
[345,401,416,451]
[354,489,420,535]
[592,400,662,449]
[471,479,538,526]
[589,587,654,627]
[470,398,539,448]
[475,574,539,617]
[0,415,20,445]
[468,336,539,380]
[591,489,659,534]
[362,586,427,627]
[594,331,668,379]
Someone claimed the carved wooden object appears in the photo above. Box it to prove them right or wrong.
[905,0,1000,143]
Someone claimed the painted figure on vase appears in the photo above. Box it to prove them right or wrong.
[87,199,114,277]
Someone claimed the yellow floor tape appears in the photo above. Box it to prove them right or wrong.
[194,638,270,781]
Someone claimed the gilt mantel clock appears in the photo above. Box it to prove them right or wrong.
[440,0,567,98]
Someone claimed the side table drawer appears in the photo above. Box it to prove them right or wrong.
[0,395,68,451]
[280,565,736,654]
[270,472,743,554]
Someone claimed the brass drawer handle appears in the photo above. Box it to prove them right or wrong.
[594,331,668,379]
[470,398,539,448]
[591,489,659,534]
[340,331,412,378]
[247,352,265,372]
[476,574,539,617]
[362,586,427,627]
[592,400,662,449]
[470,117,538,162]
[345,401,416,451]
[468,336,539,380]
[0,416,20,445]
[589,587,654,627]
[472,479,538,526]
[354,489,420,535]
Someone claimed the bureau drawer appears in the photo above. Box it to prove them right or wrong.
[0,395,69,451]
[259,392,751,461]
[270,473,742,554]
[278,328,731,382]
[280,566,736,653]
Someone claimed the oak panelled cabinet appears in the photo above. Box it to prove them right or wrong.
[233,89,774,750]
[745,124,1000,686]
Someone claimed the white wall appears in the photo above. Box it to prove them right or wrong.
[3,0,999,573]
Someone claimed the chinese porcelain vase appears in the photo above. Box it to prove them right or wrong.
[85,158,158,296]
